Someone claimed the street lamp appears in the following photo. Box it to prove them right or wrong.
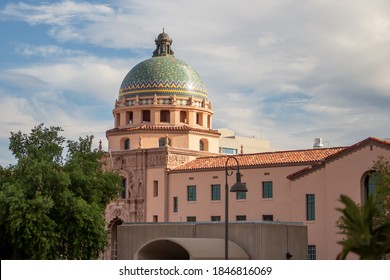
[225,155,248,260]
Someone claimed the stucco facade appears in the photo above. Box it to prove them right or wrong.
[164,139,390,259]
[103,31,390,260]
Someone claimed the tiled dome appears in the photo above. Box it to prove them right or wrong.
[118,31,207,101]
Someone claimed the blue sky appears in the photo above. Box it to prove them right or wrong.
[1,0,390,165]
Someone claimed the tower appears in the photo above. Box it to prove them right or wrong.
[103,31,220,258]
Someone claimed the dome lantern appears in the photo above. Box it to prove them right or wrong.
[153,29,174,57]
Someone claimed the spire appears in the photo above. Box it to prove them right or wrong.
[153,29,174,57]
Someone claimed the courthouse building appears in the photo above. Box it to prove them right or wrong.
[103,31,390,260]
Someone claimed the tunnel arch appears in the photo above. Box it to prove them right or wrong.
[135,238,249,260]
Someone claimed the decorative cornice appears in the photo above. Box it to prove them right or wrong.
[106,124,221,136]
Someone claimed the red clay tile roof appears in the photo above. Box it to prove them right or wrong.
[287,137,390,180]
[172,147,346,171]
[106,124,221,136]
[172,137,390,173]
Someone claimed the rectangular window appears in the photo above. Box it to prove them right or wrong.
[211,216,221,222]
[115,113,120,127]
[187,185,196,201]
[187,216,196,222]
[236,183,247,200]
[124,139,130,150]
[308,245,317,260]
[306,194,315,221]
[153,180,158,197]
[121,178,126,199]
[196,112,203,125]
[221,147,237,155]
[160,110,170,122]
[236,191,246,200]
[262,181,273,198]
[153,215,158,222]
[142,110,150,122]
[236,215,246,221]
[262,215,273,221]
[211,184,221,201]
[126,111,133,124]
[173,197,178,213]
[180,111,187,123]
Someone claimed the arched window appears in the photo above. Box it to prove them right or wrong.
[364,173,377,201]
[363,172,378,202]
[200,140,205,151]
[362,172,385,214]
[199,138,208,151]
[124,139,130,150]
[159,137,171,147]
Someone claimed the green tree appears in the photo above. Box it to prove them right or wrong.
[371,156,390,221]
[337,194,390,259]
[0,124,121,259]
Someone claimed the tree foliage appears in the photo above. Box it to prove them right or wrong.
[372,156,390,221]
[337,195,390,259]
[0,124,121,259]
[337,156,390,259]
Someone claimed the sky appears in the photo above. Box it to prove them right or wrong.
[0,0,390,166]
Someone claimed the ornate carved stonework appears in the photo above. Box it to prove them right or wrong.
[147,153,167,166]
[104,147,199,228]
[105,203,131,224]
[126,156,136,167]
[127,170,135,198]
[136,201,144,222]
[114,157,122,169]
[129,202,136,214]
[104,150,148,227]
[168,154,188,166]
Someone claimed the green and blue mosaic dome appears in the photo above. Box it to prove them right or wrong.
[119,32,207,101]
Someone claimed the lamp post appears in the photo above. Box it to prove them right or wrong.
[225,155,248,260]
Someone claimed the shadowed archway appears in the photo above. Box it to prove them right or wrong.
[135,238,249,260]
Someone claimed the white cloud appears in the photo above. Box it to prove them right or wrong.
[0,95,36,138]
[258,32,285,48]
[1,0,390,161]
[15,44,86,57]
[0,1,115,26]
[5,56,129,104]
[0,87,113,165]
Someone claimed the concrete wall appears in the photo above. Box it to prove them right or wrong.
[117,221,307,260]
[218,128,273,154]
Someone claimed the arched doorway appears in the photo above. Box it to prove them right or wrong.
[110,219,123,260]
